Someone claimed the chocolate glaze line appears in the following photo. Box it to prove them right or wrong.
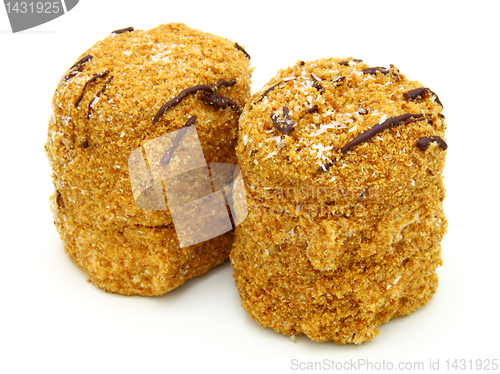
[403,87,428,101]
[338,59,363,66]
[64,54,93,82]
[74,70,110,108]
[363,66,389,75]
[253,81,286,106]
[112,27,134,35]
[332,76,346,87]
[235,43,251,59]
[312,80,324,93]
[201,92,241,111]
[417,136,447,151]
[341,113,432,154]
[153,78,236,124]
[160,116,197,166]
[64,65,85,82]
[358,107,368,115]
[430,90,443,107]
[404,87,443,107]
[271,106,295,135]
[69,54,93,70]
[304,105,318,114]
[87,76,114,119]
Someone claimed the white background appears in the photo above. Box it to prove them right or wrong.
[1,1,499,373]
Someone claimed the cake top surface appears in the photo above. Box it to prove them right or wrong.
[237,57,446,197]
[51,22,251,141]
[46,23,252,226]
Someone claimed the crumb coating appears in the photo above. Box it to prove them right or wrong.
[46,23,252,295]
[231,58,447,343]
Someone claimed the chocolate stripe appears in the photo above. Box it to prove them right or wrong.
[417,136,447,151]
[235,43,251,59]
[338,59,363,66]
[304,105,318,114]
[112,27,134,35]
[403,87,429,101]
[160,116,197,166]
[341,113,431,154]
[64,54,93,82]
[70,54,93,70]
[87,76,113,119]
[312,80,324,93]
[332,76,346,87]
[74,70,110,108]
[201,92,241,111]
[63,65,84,82]
[153,78,236,124]
[363,66,389,75]
[254,81,286,105]
[430,90,443,107]
[271,106,295,135]
[403,87,443,107]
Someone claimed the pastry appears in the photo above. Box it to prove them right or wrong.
[231,58,447,343]
[45,23,252,296]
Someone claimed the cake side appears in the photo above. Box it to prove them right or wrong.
[46,23,253,295]
[231,57,447,343]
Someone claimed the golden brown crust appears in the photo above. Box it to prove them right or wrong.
[46,23,252,295]
[231,58,447,343]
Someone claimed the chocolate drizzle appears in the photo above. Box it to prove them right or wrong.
[64,66,84,82]
[312,80,324,93]
[271,107,295,135]
[249,81,289,110]
[403,87,443,107]
[417,136,447,151]
[431,90,443,107]
[201,92,241,111]
[74,70,110,108]
[160,116,197,166]
[341,113,432,154]
[63,54,93,82]
[338,59,363,66]
[70,54,93,70]
[235,43,251,59]
[363,66,389,75]
[304,105,318,114]
[403,87,428,101]
[358,107,368,115]
[112,27,134,35]
[87,76,113,119]
[332,76,346,87]
[55,190,63,207]
[257,81,286,103]
[153,78,236,124]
